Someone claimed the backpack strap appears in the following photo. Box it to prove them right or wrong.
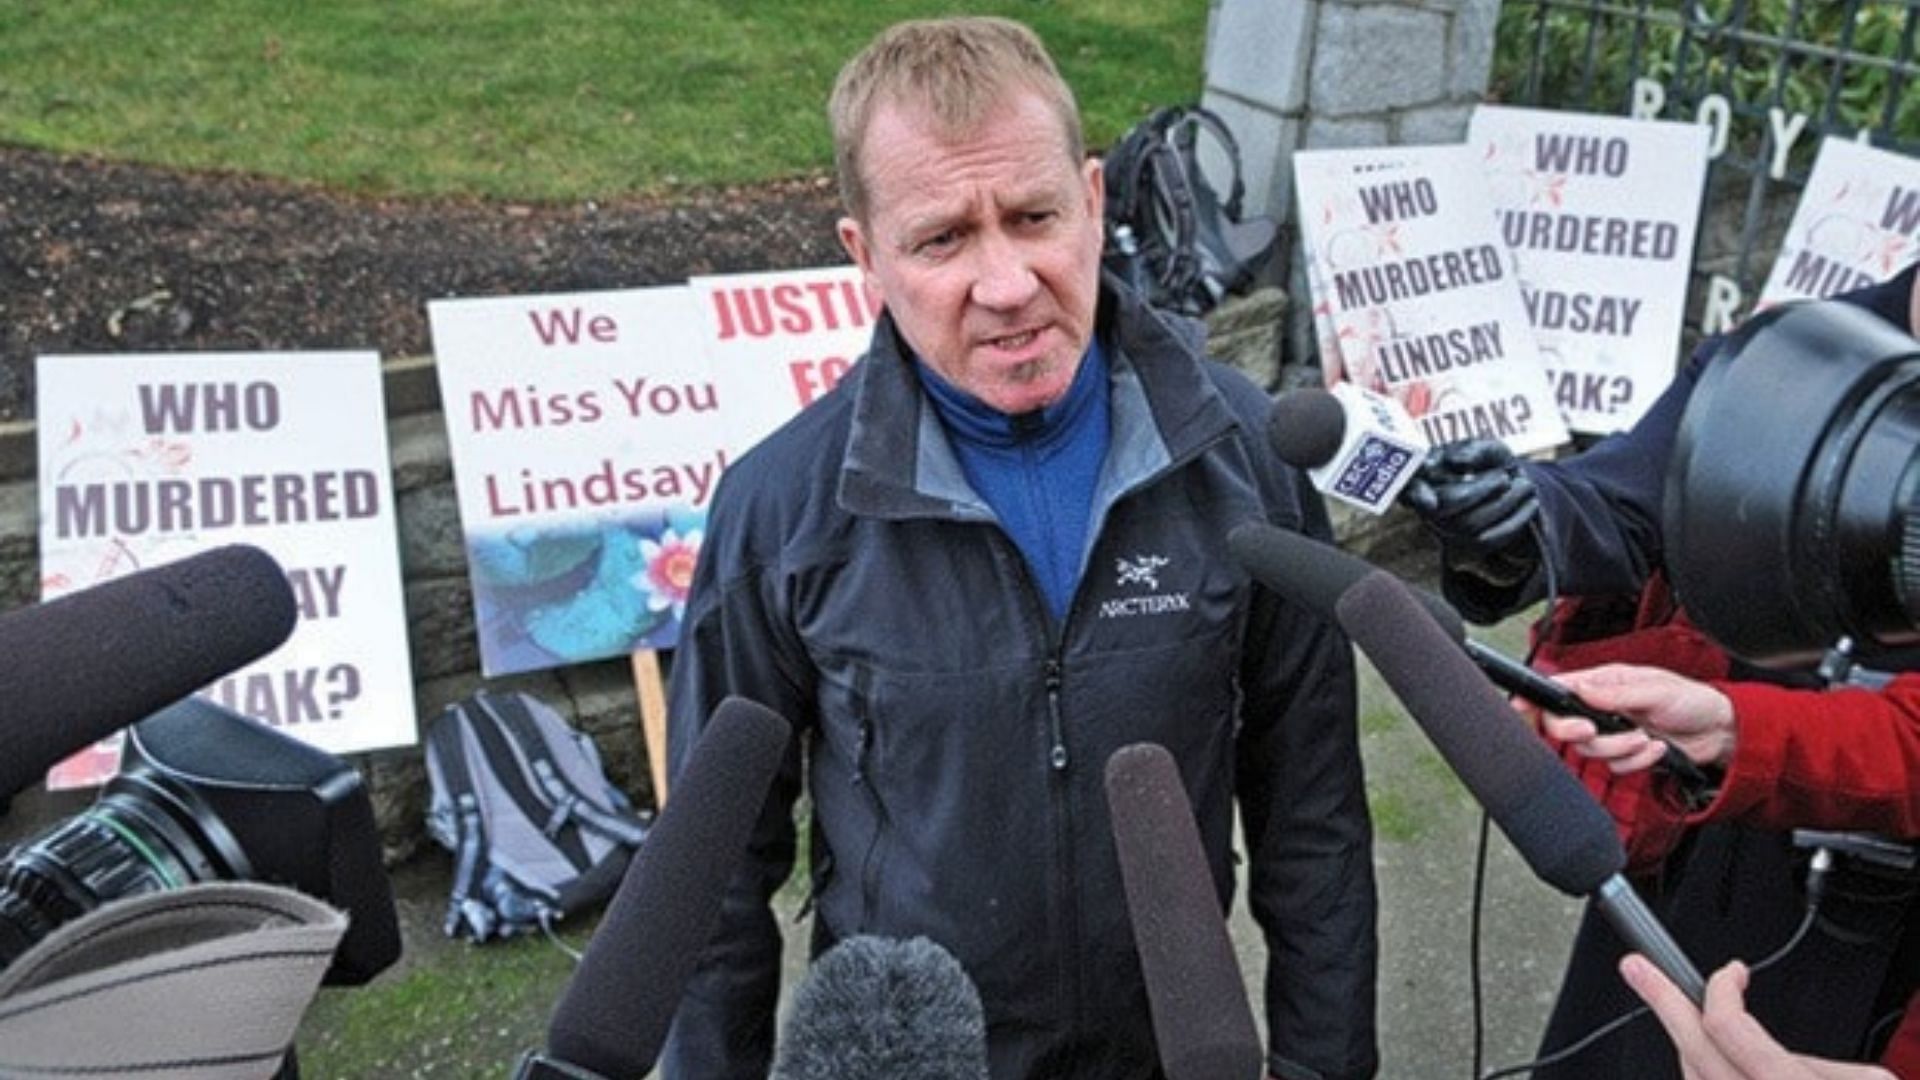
[427,705,498,940]
[1166,105,1248,220]
[466,693,595,870]
[476,694,649,850]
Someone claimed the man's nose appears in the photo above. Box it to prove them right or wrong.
[970,232,1040,310]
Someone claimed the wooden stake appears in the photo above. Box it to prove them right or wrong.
[631,649,669,807]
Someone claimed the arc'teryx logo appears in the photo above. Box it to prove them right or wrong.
[1115,554,1169,589]
[1102,554,1191,619]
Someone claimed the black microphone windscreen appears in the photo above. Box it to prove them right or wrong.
[1228,522,1466,642]
[771,935,989,1080]
[545,696,792,1077]
[1268,388,1347,469]
[1105,743,1264,1080]
[0,544,297,797]
[1333,571,1623,895]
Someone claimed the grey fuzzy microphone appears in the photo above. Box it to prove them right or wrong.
[771,935,988,1080]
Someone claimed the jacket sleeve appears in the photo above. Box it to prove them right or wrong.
[1235,486,1380,1080]
[1695,673,1920,836]
[657,502,815,1079]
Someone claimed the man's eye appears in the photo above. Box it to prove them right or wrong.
[916,230,959,254]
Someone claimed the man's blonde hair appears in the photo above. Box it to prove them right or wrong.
[829,17,1085,222]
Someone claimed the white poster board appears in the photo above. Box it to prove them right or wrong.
[689,265,877,458]
[1469,105,1710,433]
[36,351,417,789]
[1758,137,1920,308]
[1295,144,1569,455]
[427,287,722,677]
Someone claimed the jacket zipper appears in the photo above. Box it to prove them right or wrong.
[851,666,888,932]
[1045,657,1068,771]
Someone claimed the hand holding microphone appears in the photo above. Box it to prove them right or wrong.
[1400,437,1541,563]
[1227,521,1711,788]
[1621,958,1892,1079]
[1525,664,1737,777]
[1266,386,1542,588]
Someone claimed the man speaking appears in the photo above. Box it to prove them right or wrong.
[658,17,1377,1080]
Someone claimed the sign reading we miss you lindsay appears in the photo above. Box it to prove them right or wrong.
[427,265,872,677]
[35,351,416,789]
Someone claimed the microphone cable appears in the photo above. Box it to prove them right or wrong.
[1476,846,1834,1078]
[1466,513,1563,1078]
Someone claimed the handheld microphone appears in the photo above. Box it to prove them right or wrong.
[770,935,989,1080]
[1226,522,1710,787]
[1105,743,1264,1080]
[519,696,793,1080]
[1268,384,1427,513]
[0,544,298,798]
[1334,570,1706,1004]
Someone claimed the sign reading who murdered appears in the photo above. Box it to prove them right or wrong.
[1758,137,1920,309]
[428,287,723,677]
[36,351,417,789]
[1469,105,1709,433]
[1296,144,1568,456]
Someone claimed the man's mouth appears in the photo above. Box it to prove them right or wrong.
[987,328,1041,351]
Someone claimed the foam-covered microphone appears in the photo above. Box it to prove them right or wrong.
[1269,384,1428,513]
[770,935,988,1080]
[0,544,298,798]
[1105,743,1264,1080]
[1335,570,1706,1003]
[517,696,793,1080]
[1225,522,1710,787]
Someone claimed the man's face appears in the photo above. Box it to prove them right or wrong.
[837,90,1105,415]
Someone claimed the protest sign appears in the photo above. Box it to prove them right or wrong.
[1470,105,1709,432]
[36,351,416,789]
[427,287,721,677]
[1758,137,1920,308]
[1296,144,1568,455]
[690,264,876,457]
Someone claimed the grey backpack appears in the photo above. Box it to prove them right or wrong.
[425,690,652,943]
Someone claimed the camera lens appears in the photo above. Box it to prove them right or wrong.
[0,771,251,972]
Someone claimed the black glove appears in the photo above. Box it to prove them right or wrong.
[1401,438,1541,582]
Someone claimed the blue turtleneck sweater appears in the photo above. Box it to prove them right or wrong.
[917,340,1110,622]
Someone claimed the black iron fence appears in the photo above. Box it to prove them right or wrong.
[1494,0,1919,336]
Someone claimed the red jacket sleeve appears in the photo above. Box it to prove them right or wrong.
[1883,993,1920,1078]
[1697,673,1920,837]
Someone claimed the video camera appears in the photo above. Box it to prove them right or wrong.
[0,695,401,984]
[0,545,399,984]
[1665,298,1920,670]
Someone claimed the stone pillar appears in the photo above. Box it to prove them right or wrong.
[1202,0,1501,374]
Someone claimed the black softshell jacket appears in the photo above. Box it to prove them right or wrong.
[660,278,1379,1080]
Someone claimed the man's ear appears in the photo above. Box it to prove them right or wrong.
[1082,156,1105,222]
[838,216,874,279]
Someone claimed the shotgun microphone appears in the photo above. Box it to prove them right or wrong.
[0,544,297,798]
[1334,570,1706,1004]
[1226,522,1709,787]
[1105,743,1264,1080]
[518,696,792,1079]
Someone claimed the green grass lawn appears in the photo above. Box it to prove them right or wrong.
[0,1,1206,201]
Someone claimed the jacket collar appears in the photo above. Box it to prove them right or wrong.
[837,273,1240,520]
